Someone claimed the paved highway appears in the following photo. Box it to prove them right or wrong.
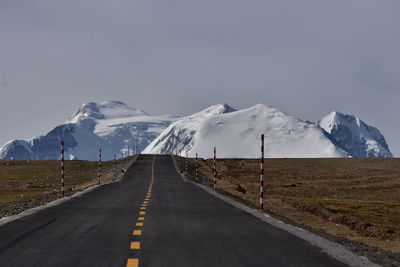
[0,155,346,267]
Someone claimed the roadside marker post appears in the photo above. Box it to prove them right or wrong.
[185,152,188,175]
[60,140,65,197]
[260,134,264,211]
[213,147,217,189]
[195,153,198,182]
[98,148,101,185]
[113,155,116,181]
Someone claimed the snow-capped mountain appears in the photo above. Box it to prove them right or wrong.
[0,101,392,160]
[143,104,351,158]
[317,111,392,158]
[0,101,178,160]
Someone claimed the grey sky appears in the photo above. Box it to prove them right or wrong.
[1,0,399,156]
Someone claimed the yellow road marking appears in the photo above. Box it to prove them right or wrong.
[126,259,139,267]
[133,230,142,235]
[126,157,156,266]
[130,242,140,250]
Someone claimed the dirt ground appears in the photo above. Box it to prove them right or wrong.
[176,156,400,266]
[0,156,134,218]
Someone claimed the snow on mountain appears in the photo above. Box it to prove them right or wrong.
[143,104,350,158]
[1,101,393,160]
[67,101,148,123]
[317,111,392,158]
[0,101,178,161]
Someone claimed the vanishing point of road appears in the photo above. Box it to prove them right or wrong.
[0,155,346,267]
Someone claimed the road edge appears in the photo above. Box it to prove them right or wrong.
[0,157,138,228]
[171,155,379,267]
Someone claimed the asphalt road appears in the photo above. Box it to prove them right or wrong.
[0,155,347,267]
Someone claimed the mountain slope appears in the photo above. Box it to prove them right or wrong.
[143,104,350,158]
[0,101,178,160]
[317,111,392,158]
[1,102,392,160]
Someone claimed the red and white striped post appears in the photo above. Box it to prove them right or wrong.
[185,152,188,175]
[260,134,264,211]
[60,140,65,197]
[113,154,116,181]
[98,148,101,185]
[213,147,216,189]
[195,153,198,182]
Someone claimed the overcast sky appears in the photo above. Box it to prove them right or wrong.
[0,0,399,156]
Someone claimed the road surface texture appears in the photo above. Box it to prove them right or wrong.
[0,155,347,267]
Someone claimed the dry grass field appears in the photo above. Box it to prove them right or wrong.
[178,157,400,254]
[0,157,134,217]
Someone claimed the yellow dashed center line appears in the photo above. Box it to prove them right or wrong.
[130,242,141,250]
[126,156,156,267]
[133,230,142,236]
[126,258,139,267]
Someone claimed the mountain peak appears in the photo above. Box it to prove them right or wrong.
[321,111,363,132]
[318,111,392,157]
[67,101,148,123]
[196,103,237,116]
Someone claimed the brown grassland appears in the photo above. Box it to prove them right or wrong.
[178,157,400,255]
[0,157,133,217]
